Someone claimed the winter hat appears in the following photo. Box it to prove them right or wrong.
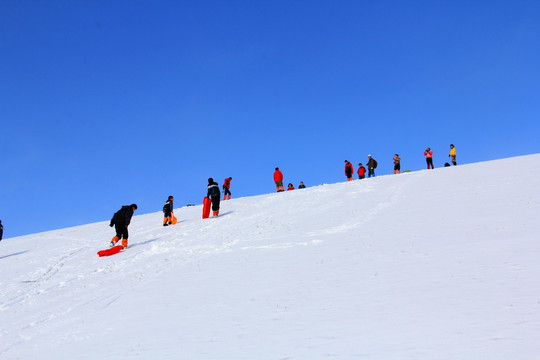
[208,178,214,183]
[131,204,138,210]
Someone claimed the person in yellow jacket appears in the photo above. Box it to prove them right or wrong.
[449,144,457,166]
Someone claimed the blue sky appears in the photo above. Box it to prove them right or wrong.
[1,0,539,238]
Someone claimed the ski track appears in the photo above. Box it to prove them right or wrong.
[1,175,410,355]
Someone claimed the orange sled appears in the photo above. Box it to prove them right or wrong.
[98,245,124,257]
[202,197,211,219]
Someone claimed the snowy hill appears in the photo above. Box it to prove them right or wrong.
[1,154,539,360]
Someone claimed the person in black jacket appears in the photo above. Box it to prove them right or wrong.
[163,196,174,226]
[109,204,137,248]
[0,220,3,241]
[367,155,377,177]
[207,178,221,217]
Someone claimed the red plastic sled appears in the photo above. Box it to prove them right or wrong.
[171,214,178,225]
[98,245,124,257]
[202,197,211,219]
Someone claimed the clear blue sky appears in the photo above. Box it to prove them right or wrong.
[1,1,539,238]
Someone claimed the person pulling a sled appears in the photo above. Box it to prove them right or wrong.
[223,177,232,200]
[207,178,221,217]
[110,204,137,249]
[163,195,174,226]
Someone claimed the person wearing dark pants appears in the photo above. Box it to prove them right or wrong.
[357,163,366,179]
[207,178,221,217]
[163,195,174,226]
[449,144,457,166]
[393,154,401,174]
[424,148,434,169]
[344,160,354,181]
[109,204,137,248]
[223,177,232,200]
[367,155,377,177]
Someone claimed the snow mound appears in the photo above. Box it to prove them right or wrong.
[1,154,539,359]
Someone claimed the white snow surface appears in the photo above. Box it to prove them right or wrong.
[1,154,540,359]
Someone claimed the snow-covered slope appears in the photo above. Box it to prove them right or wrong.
[1,154,539,359]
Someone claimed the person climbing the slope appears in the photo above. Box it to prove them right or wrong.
[298,181,306,189]
[274,167,284,192]
[449,144,457,166]
[162,195,174,226]
[357,163,366,179]
[223,177,232,200]
[207,178,221,217]
[367,155,377,177]
[287,183,295,191]
[344,160,354,181]
[109,204,137,249]
[424,147,434,169]
[393,154,401,174]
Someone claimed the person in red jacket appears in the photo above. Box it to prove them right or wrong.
[287,183,295,191]
[424,147,434,169]
[357,163,366,179]
[274,167,284,192]
[222,177,232,200]
[344,160,354,181]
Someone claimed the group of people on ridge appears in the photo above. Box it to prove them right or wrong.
[345,155,378,181]
[273,167,306,192]
[105,145,457,249]
[344,145,456,181]
[425,144,457,169]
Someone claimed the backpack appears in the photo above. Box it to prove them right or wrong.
[373,159,378,169]
[208,183,220,197]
